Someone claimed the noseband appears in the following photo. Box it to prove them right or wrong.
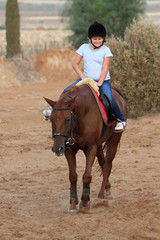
[52,107,76,150]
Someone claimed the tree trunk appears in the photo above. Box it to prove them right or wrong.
[6,0,21,58]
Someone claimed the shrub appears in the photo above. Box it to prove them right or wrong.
[107,20,160,118]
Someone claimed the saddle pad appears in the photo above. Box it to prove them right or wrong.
[76,78,100,96]
[89,86,117,126]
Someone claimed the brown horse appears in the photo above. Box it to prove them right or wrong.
[44,84,127,213]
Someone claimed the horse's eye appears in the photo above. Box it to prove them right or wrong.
[65,118,70,123]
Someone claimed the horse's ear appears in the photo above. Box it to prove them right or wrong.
[65,96,77,107]
[43,97,56,107]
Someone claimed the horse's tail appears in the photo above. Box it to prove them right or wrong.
[112,86,124,98]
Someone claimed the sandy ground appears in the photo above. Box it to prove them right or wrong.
[0,81,160,240]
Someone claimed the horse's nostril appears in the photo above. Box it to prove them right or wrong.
[59,146,64,154]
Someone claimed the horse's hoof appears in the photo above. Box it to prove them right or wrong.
[67,209,78,214]
[104,195,113,200]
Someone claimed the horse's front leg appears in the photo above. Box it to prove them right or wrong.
[65,149,79,213]
[96,144,105,171]
[80,145,97,209]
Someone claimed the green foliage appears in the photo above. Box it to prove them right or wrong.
[106,20,160,118]
[63,0,146,48]
[6,0,21,58]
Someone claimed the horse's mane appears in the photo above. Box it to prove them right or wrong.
[59,86,80,102]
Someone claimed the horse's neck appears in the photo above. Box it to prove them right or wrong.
[60,85,93,113]
[75,86,96,118]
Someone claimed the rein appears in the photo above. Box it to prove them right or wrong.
[52,107,76,150]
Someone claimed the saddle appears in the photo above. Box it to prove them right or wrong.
[77,78,117,125]
[99,91,117,124]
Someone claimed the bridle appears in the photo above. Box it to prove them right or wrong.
[52,107,76,151]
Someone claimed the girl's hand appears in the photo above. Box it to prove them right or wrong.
[95,81,102,87]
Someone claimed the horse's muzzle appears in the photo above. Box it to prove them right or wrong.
[52,144,65,156]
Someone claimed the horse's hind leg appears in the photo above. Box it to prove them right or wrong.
[98,133,122,199]
[65,150,79,213]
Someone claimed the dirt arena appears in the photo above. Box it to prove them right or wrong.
[0,77,160,240]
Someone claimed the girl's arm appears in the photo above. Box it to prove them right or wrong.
[72,53,86,79]
[96,57,111,86]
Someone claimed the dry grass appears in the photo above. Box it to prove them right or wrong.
[33,48,77,83]
[0,29,72,87]
[0,56,21,88]
[0,29,72,57]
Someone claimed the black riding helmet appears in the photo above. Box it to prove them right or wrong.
[88,22,106,49]
[88,22,106,38]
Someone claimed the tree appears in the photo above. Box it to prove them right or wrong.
[63,0,146,48]
[6,0,21,58]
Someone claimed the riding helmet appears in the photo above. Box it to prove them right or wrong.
[88,22,106,38]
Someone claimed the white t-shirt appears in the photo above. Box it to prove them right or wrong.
[76,43,113,81]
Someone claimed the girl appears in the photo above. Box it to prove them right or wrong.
[62,22,126,131]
